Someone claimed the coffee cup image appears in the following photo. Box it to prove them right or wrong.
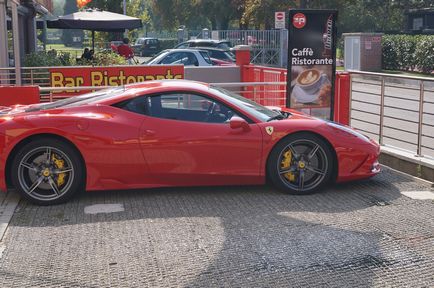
[292,69,329,103]
[296,69,323,91]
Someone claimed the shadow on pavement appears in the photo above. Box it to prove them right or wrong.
[1,167,433,287]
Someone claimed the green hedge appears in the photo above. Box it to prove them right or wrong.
[382,35,434,74]
[24,50,126,67]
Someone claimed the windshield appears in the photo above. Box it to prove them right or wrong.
[144,50,169,64]
[209,86,280,122]
[25,87,126,112]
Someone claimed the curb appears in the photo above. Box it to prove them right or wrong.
[380,146,434,185]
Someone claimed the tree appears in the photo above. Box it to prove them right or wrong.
[127,0,151,38]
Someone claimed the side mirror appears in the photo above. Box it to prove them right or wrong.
[230,116,249,131]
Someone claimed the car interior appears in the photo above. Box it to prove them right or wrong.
[118,93,239,123]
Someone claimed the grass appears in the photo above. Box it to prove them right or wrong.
[45,44,83,58]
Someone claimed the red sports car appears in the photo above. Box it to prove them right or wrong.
[0,80,380,205]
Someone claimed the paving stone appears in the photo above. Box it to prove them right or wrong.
[0,167,433,287]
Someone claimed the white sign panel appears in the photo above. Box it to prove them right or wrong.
[275,12,285,29]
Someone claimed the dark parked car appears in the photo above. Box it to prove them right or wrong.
[133,37,160,56]
[174,39,232,50]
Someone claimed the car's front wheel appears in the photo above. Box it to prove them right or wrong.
[11,138,84,205]
[267,133,334,194]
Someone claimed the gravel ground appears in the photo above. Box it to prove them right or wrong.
[0,167,433,287]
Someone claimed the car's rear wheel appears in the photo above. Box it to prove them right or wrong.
[11,138,84,205]
[267,133,333,194]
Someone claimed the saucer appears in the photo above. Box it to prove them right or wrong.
[292,84,320,103]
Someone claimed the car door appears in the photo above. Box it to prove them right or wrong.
[136,92,264,186]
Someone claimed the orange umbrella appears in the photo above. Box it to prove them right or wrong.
[77,0,92,8]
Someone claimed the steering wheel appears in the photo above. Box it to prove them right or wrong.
[204,102,217,122]
[207,102,217,115]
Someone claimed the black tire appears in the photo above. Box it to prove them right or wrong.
[141,50,146,57]
[11,138,84,205]
[267,133,334,195]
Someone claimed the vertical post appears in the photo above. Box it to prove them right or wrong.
[0,0,9,84]
[30,68,34,85]
[11,0,21,85]
[416,80,425,157]
[349,73,353,126]
[335,73,341,123]
[379,77,386,145]
[123,0,128,37]
[279,29,288,68]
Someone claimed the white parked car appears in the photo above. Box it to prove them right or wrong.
[144,49,213,66]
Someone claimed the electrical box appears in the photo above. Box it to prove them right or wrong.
[343,33,383,72]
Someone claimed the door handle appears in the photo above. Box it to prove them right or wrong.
[143,129,156,136]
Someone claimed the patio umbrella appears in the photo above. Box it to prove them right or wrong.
[47,9,142,50]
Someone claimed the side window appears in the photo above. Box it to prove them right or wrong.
[115,96,147,115]
[182,53,199,66]
[147,93,239,123]
[199,51,212,64]
[217,43,231,49]
[160,52,184,64]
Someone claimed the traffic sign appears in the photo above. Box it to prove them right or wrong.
[275,12,285,29]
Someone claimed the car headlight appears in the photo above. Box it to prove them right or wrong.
[326,121,371,142]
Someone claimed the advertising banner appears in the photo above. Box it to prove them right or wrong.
[49,65,184,96]
[286,9,338,120]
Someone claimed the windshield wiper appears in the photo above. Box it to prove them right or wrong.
[267,114,285,122]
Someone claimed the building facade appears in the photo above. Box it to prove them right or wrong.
[0,0,52,84]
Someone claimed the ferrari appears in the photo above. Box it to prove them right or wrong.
[0,80,380,205]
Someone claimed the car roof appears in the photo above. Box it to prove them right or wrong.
[161,49,207,53]
[189,47,230,52]
[137,37,158,40]
[95,80,212,105]
[186,39,229,43]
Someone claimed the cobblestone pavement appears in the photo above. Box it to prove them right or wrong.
[0,167,434,287]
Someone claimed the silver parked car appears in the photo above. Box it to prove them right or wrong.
[144,49,213,66]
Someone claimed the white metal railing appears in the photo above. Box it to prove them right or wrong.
[348,70,434,158]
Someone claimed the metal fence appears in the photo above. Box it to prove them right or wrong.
[349,71,434,159]
[216,30,287,67]
[1,66,71,101]
[0,66,288,104]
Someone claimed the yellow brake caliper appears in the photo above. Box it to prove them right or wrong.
[52,154,66,187]
[281,150,296,182]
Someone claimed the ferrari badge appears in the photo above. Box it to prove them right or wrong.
[265,126,274,135]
